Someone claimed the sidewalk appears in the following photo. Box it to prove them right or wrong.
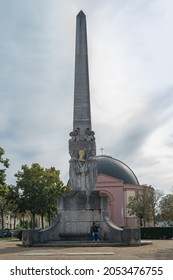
[0,239,173,260]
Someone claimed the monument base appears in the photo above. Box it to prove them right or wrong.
[22,191,141,246]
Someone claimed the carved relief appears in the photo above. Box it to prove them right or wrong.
[69,128,97,191]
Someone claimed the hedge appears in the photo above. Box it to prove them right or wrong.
[141,227,173,239]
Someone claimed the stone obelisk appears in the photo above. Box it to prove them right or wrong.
[69,11,97,192]
[73,10,91,132]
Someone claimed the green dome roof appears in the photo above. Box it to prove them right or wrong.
[96,155,139,185]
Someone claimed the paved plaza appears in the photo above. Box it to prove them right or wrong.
[0,240,173,260]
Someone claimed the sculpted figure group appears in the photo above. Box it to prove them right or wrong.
[69,128,97,192]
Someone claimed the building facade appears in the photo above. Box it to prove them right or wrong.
[95,155,145,227]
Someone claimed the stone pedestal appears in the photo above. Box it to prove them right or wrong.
[55,190,118,241]
[22,190,141,246]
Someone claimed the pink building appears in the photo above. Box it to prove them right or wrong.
[96,155,144,227]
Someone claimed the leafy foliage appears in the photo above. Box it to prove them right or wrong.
[127,185,155,227]
[159,194,173,222]
[15,163,70,228]
[0,147,10,229]
[0,147,9,186]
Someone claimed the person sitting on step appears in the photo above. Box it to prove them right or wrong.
[90,222,100,241]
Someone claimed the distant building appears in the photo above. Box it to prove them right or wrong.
[96,155,146,227]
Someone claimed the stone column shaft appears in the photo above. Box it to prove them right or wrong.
[73,11,91,134]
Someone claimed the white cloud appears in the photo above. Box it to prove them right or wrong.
[0,0,173,192]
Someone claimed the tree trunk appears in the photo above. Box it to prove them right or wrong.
[32,213,36,228]
[48,209,51,226]
[13,215,16,229]
[41,214,44,229]
[139,217,143,227]
[1,209,4,230]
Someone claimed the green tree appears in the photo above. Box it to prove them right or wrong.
[6,184,22,229]
[0,147,9,184]
[41,167,69,226]
[127,185,155,227]
[154,189,165,225]
[15,163,69,228]
[148,188,164,226]
[0,147,9,229]
[159,194,173,223]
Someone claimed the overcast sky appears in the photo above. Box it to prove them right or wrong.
[0,0,173,193]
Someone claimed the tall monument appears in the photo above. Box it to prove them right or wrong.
[22,11,141,246]
[69,11,97,192]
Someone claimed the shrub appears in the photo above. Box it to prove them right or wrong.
[141,227,173,239]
